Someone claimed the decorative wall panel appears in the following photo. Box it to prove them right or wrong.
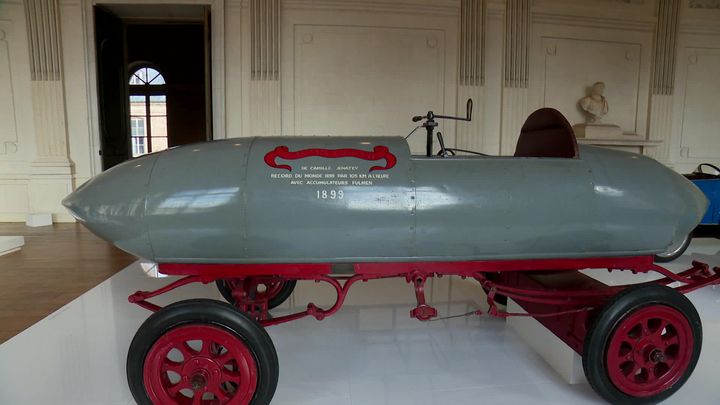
[679,48,720,159]
[293,25,447,153]
[540,37,642,133]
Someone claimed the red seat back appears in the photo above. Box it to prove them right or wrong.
[514,108,578,159]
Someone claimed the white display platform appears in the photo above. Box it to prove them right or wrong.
[507,298,586,385]
[0,236,24,256]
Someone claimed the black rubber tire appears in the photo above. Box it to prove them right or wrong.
[216,279,297,309]
[654,234,692,263]
[583,284,702,405]
[127,299,279,405]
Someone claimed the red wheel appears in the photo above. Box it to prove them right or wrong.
[128,299,278,405]
[216,278,296,309]
[584,285,702,404]
[143,324,258,404]
[605,306,694,398]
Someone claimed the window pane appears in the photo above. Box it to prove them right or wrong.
[130,95,147,116]
[149,72,165,85]
[151,137,168,152]
[150,115,167,138]
[149,96,167,116]
[130,118,145,137]
[129,67,166,86]
[131,136,146,157]
[130,72,145,85]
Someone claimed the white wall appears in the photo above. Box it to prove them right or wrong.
[0,0,719,222]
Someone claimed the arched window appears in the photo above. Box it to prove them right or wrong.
[129,66,168,157]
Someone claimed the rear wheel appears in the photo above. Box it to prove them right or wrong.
[127,299,278,405]
[583,284,701,404]
[217,279,296,310]
[654,234,692,263]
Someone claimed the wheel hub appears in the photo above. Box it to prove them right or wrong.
[190,372,207,391]
[650,349,666,364]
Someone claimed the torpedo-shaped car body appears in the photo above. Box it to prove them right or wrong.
[63,111,706,265]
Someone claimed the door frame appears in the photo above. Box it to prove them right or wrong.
[82,0,225,176]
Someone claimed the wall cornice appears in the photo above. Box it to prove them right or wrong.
[533,12,655,32]
[282,0,461,16]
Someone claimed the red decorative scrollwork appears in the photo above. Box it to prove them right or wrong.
[263,145,397,172]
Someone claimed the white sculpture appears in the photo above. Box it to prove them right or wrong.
[573,81,622,139]
[579,82,609,124]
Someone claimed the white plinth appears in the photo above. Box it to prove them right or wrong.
[26,213,53,227]
[0,236,24,256]
[573,123,622,139]
[507,298,587,385]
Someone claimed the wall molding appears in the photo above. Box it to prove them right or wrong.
[532,13,655,32]
[282,0,461,16]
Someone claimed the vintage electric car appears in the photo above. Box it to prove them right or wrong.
[655,163,720,262]
[63,105,719,405]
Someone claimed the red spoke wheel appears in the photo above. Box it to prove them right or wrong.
[128,299,278,405]
[217,278,296,310]
[584,285,702,404]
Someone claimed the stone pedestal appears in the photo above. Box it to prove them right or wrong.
[507,298,587,384]
[573,123,622,139]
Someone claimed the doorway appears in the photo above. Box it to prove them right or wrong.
[94,4,211,170]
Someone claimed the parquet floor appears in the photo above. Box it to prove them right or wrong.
[0,223,134,343]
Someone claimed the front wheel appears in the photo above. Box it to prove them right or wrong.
[654,234,692,263]
[583,284,701,404]
[127,299,279,405]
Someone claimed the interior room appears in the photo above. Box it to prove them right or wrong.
[1,0,719,404]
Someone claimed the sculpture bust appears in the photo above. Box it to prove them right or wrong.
[579,82,609,124]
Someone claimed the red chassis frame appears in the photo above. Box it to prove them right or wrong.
[128,256,720,355]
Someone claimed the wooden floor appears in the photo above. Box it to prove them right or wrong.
[0,223,135,343]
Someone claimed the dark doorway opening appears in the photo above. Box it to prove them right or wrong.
[94,4,211,170]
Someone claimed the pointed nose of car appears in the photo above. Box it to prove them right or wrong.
[62,154,159,259]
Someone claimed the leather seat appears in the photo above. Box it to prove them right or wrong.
[514,108,579,159]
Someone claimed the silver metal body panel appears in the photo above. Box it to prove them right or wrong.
[63,137,707,264]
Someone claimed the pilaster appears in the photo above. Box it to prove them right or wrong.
[24,0,73,222]
[500,0,530,155]
[646,0,680,163]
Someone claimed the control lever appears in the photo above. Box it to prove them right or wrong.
[410,99,473,157]
[436,132,447,157]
